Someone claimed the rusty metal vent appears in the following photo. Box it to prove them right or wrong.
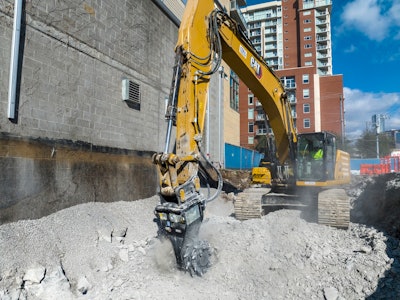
[122,79,141,110]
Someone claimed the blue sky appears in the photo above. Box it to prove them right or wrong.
[244,0,400,140]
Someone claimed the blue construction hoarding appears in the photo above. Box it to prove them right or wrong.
[225,143,263,169]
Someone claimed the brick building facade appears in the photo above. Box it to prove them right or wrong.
[240,0,344,149]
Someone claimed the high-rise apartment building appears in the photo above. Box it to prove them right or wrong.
[240,0,344,149]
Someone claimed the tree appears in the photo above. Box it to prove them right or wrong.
[354,129,395,158]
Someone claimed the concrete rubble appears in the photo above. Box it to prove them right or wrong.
[0,174,399,299]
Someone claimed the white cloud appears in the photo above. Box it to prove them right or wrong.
[340,0,398,41]
[389,1,400,26]
[344,87,400,139]
[343,44,357,53]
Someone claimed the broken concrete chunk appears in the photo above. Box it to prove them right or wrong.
[77,276,92,295]
[97,228,112,243]
[119,248,129,262]
[360,245,372,254]
[324,286,339,300]
[137,246,146,255]
[23,265,46,284]
[112,228,128,238]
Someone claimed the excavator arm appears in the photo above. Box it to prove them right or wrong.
[152,0,297,276]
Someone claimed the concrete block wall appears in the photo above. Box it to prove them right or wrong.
[0,0,180,222]
[1,0,177,151]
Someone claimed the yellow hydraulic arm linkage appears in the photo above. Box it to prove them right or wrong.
[152,0,297,276]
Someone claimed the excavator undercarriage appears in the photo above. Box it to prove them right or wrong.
[234,187,350,229]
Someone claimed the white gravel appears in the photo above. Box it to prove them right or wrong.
[1,179,400,299]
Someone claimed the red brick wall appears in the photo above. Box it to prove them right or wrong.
[319,75,344,136]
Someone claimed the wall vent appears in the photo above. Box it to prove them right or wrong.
[122,79,141,110]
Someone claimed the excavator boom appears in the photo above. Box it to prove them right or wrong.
[152,0,350,276]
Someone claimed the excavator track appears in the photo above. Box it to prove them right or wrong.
[317,188,350,229]
[234,188,268,220]
[234,187,350,229]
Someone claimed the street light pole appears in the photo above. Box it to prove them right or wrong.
[340,95,345,147]
[376,133,379,159]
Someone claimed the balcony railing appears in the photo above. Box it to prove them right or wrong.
[256,114,266,121]
[317,45,328,50]
[303,0,332,9]
[284,83,296,89]
[317,53,330,59]
[230,0,248,30]
[256,128,268,135]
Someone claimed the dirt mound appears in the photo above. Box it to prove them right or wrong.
[1,174,400,299]
[351,173,400,238]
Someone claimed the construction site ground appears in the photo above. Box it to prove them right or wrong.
[1,172,400,299]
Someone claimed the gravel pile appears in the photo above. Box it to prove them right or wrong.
[1,176,400,299]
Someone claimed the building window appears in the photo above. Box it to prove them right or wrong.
[304,118,310,128]
[302,74,309,84]
[305,61,313,66]
[248,108,254,119]
[248,94,254,105]
[303,103,310,113]
[303,89,310,98]
[304,52,312,57]
[304,36,312,40]
[303,19,311,24]
[304,44,312,49]
[248,136,254,145]
[248,122,254,133]
[230,71,239,112]
[303,11,311,16]
[304,27,312,32]
[282,76,296,89]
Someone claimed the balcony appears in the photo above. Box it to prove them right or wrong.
[256,128,268,135]
[317,52,330,58]
[316,36,329,42]
[316,10,328,17]
[230,0,248,30]
[248,23,261,29]
[316,19,328,25]
[265,28,277,35]
[256,114,266,121]
[265,51,278,58]
[265,43,277,50]
[265,36,277,42]
[288,95,296,103]
[284,83,296,90]
[265,21,278,27]
[316,27,328,33]
[303,0,331,9]
[266,59,279,66]
[317,45,328,50]
[317,61,330,68]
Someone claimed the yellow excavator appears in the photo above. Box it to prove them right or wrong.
[152,0,351,276]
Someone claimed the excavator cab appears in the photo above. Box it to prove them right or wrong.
[296,132,337,182]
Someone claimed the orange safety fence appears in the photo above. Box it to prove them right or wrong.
[360,156,400,175]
